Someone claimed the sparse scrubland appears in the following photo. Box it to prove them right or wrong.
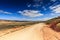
[0,20,40,36]
[0,16,60,37]
[45,16,60,32]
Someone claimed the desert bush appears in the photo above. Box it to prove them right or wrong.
[54,23,60,32]
[56,23,60,29]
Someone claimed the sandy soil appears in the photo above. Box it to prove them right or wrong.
[0,23,60,40]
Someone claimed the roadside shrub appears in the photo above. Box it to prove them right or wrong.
[54,23,60,32]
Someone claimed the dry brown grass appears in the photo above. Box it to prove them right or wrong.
[0,21,40,36]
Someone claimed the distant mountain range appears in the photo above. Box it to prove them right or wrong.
[0,19,32,22]
[0,16,60,23]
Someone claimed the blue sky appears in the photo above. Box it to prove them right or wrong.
[0,0,60,21]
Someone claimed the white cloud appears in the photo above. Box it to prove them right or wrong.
[51,0,56,2]
[27,4,31,7]
[33,4,41,7]
[50,4,60,14]
[42,6,47,10]
[53,7,60,13]
[18,10,43,17]
[50,4,60,9]
[42,18,52,21]
[51,13,55,15]
[0,10,12,14]
[34,17,53,21]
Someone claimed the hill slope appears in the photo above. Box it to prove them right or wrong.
[46,16,60,24]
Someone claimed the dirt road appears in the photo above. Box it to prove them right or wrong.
[0,23,46,40]
[0,23,60,40]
